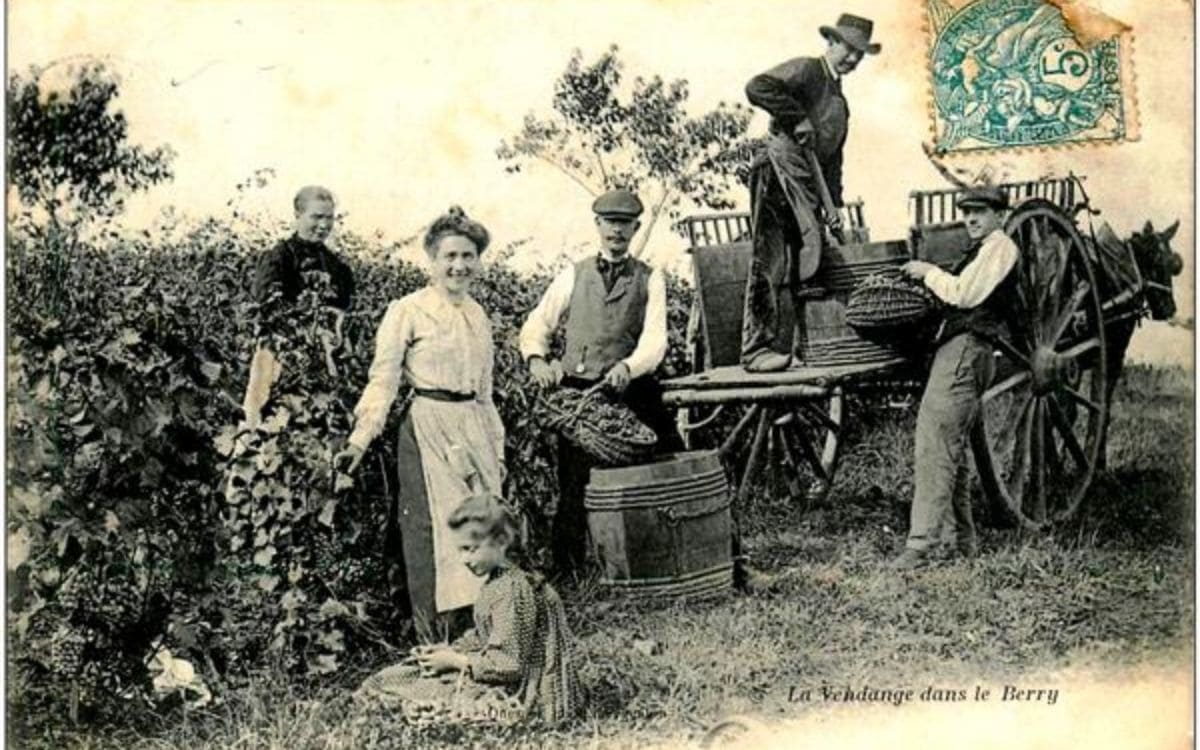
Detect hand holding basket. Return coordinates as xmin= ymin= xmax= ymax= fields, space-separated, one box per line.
xmin=846 ymin=270 xmax=945 ymax=343
xmin=538 ymin=384 xmax=657 ymax=467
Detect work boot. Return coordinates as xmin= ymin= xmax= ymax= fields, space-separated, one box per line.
xmin=889 ymin=548 xmax=932 ymax=572
xmin=744 ymin=350 xmax=792 ymax=373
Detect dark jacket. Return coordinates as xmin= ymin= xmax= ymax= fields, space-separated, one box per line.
xmin=253 ymin=234 xmax=355 ymax=312
xmin=746 ymin=56 xmax=849 ymax=205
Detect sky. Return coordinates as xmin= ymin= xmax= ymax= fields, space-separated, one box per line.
xmin=8 ymin=0 xmax=1196 ymax=342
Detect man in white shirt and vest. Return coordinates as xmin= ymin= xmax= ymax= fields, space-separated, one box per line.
xmin=520 ymin=188 xmax=684 ymax=575
xmin=893 ymin=185 xmax=1019 ymax=570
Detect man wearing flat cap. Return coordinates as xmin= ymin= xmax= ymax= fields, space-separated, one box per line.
xmin=893 ymin=185 xmax=1019 ymax=569
xmin=741 ymin=13 xmax=881 ymax=372
xmin=520 ymin=188 xmax=683 ymax=575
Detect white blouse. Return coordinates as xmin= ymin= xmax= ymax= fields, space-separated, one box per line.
xmin=349 ymin=286 xmax=503 ymax=451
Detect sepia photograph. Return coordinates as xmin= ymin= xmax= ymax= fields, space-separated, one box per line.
xmin=5 ymin=1 xmax=1194 ymax=748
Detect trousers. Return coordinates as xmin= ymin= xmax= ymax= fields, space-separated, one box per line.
xmin=741 ymin=132 xmax=827 ymax=363
xmin=552 ymin=375 xmax=684 ymax=575
xmin=906 ymin=333 xmax=994 ymax=554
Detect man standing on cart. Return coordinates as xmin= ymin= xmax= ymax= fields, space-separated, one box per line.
xmin=520 ymin=189 xmax=684 ymax=577
xmin=741 ymin=13 xmax=880 ymax=372
xmin=894 ymin=186 xmax=1019 ymax=569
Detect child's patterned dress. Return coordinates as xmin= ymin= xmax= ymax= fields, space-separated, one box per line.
xmin=356 ymin=566 xmax=583 ymax=726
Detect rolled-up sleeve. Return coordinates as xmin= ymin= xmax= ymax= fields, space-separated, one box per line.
xmin=518 ymin=265 xmax=575 ymax=363
xmin=924 ymin=231 xmax=1020 ymax=308
xmin=621 ymin=267 xmax=668 ymax=379
xmin=349 ymin=300 xmax=411 ymax=450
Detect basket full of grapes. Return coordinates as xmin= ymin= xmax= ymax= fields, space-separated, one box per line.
xmin=538 ymin=385 xmax=658 ymax=467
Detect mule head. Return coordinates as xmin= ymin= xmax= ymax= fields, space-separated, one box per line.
xmin=1129 ymin=219 xmax=1183 ymax=320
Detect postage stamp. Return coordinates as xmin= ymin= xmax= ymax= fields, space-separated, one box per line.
xmin=927 ymin=0 xmax=1136 ymax=153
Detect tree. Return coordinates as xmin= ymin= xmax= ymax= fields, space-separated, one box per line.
xmin=7 ymin=60 xmax=176 ymax=310
xmin=8 ymin=60 xmax=175 ymax=225
xmin=497 ymin=46 xmax=755 ymax=258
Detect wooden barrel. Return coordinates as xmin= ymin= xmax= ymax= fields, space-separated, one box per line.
xmin=795 ymin=240 xmax=910 ymax=366
xmin=585 ymin=451 xmax=733 ymax=598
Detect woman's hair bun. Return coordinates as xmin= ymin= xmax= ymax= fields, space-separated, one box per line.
xmin=424 ymin=205 xmax=490 ymax=255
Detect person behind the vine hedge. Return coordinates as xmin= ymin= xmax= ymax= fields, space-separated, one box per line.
xmin=335 ymin=206 xmax=506 ymax=638
xmin=243 ymin=185 xmax=355 ymax=428
xmin=355 ymin=493 xmax=583 ymax=726
xmin=518 ymin=188 xmax=684 ymax=577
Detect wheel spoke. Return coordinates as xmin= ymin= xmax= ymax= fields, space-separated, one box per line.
xmin=1005 ymin=392 xmax=1036 ymax=495
xmin=1029 ymin=216 xmax=1043 ymax=250
xmin=1016 ymin=272 xmax=1039 ymax=345
xmin=992 ymin=336 xmax=1032 ymax=368
xmin=1030 ymin=399 xmax=1047 ymax=520
xmin=1046 ymin=395 xmax=1089 ymax=470
xmin=1059 ymin=337 xmax=1102 ymax=360
xmin=1047 ymin=282 xmax=1089 ymax=346
xmin=983 ymin=370 xmax=1031 ymax=403
xmin=1031 ymin=220 xmax=1056 ymax=327
xmin=1053 ymin=237 xmax=1079 ymax=308
xmin=1060 ymin=385 xmax=1102 ymax=415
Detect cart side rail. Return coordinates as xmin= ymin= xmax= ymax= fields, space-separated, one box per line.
xmin=908 ymin=176 xmax=1085 ymax=228
xmin=684 ymin=198 xmax=869 ymax=250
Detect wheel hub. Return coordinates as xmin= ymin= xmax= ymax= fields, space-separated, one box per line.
xmin=1030 ymin=346 xmax=1078 ymax=394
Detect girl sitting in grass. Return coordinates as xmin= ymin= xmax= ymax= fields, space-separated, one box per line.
xmin=356 ymin=493 xmax=583 ymax=726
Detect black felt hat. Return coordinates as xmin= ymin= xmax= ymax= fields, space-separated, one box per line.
xmin=820 ymin=14 xmax=882 ymax=55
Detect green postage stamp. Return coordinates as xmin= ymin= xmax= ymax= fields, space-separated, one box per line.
xmin=927 ymin=0 xmax=1136 ymax=153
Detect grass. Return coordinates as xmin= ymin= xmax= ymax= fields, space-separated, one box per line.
xmin=11 ymin=365 xmax=1194 ymax=749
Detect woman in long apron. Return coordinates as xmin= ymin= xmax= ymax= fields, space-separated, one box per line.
xmin=336 ymin=206 xmax=505 ymax=635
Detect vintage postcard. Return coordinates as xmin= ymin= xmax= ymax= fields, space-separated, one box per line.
xmin=6 ymin=1 xmax=1193 ymax=749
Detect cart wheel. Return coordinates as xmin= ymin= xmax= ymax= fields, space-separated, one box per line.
xmin=720 ymin=389 xmax=845 ymax=510
xmin=971 ymin=200 xmax=1110 ymax=528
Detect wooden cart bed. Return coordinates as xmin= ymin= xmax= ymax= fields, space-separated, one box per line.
xmin=662 ymin=359 xmax=908 ymax=405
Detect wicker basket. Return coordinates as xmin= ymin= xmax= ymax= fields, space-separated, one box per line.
xmin=538 ymin=385 xmax=658 ymax=466
xmin=846 ymin=271 xmax=944 ymax=338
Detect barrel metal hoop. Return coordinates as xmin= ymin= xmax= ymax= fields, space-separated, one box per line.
xmin=585 ymin=484 xmax=729 ymax=511
xmin=600 ymin=562 xmax=735 ymax=593
xmin=585 ymin=479 xmax=728 ymax=503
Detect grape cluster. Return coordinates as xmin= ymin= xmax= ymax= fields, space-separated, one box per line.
xmin=44 ymin=624 xmax=95 ymax=677
xmin=310 ymin=536 xmax=339 ymax=581
xmin=57 ymin=566 xmax=142 ymax=631
xmin=56 ymin=568 xmax=98 ymax=613
xmin=92 ymin=577 xmax=142 ymax=631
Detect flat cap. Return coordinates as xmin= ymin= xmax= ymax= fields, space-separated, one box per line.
xmin=592 ymin=189 xmax=644 ymax=219
xmin=956 ymin=185 xmax=1009 ymax=211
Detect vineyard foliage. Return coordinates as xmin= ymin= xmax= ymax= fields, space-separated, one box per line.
xmin=6 ymin=212 xmax=694 ymax=713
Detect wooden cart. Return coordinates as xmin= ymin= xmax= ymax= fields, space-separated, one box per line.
xmin=663 ymin=175 xmax=1146 ymax=530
